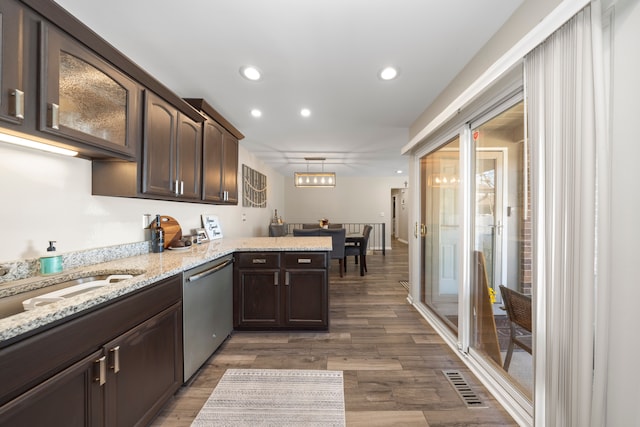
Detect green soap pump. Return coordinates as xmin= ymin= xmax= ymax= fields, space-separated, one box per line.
xmin=40 ymin=241 xmax=63 ymax=275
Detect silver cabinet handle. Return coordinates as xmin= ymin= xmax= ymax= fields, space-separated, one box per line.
xmin=252 ymin=258 xmax=267 ymax=264
xmin=110 ymin=346 xmax=120 ymax=373
xmin=174 ymin=179 xmax=179 ymax=195
xmin=48 ymin=103 xmax=59 ymax=129
xmin=180 ymin=180 xmax=184 ymax=195
xmin=10 ymin=89 xmax=24 ymax=119
xmin=95 ymin=355 xmax=106 ymax=385
xmin=297 ymin=258 xmax=312 ymax=264
xmin=285 ymin=271 xmax=290 ymax=286
xmin=274 ymin=272 xmax=279 ymax=285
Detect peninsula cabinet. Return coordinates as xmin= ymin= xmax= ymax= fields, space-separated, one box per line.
xmin=142 ymin=91 xmax=202 ymax=200
xmin=234 ymin=251 xmax=328 ymax=330
xmin=0 ymin=275 xmax=183 ymax=426
xmin=184 ymin=98 xmax=244 ymax=205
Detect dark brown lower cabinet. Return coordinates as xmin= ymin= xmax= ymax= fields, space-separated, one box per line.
xmin=234 ymin=251 xmax=328 ymax=330
xmin=0 ymin=275 xmax=183 ymax=427
xmin=0 ymin=350 xmax=104 ymax=426
xmin=104 ymin=303 xmax=182 ymax=427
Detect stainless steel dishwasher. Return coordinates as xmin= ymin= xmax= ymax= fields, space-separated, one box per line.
xmin=182 ymin=255 xmax=234 ymax=382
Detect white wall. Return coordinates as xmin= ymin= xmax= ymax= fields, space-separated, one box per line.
xmin=283 ymin=175 xmax=408 ymax=249
xmin=0 ymin=143 xmax=283 ymax=262
xmin=409 ymin=0 xmax=563 ymax=139
xmin=607 ymin=0 xmax=640 ymax=424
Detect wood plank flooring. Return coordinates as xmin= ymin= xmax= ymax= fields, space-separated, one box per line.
xmin=151 ymin=239 xmax=517 ymax=426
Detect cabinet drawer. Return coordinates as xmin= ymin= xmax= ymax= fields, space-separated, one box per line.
xmin=283 ymin=252 xmax=327 ymax=269
xmin=235 ymin=252 xmax=280 ymax=269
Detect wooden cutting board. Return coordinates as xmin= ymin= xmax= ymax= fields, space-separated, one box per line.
xmin=150 ymin=215 xmax=182 ymax=248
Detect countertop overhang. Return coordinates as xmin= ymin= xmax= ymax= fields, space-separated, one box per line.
xmin=0 ymin=236 xmax=331 ymax=344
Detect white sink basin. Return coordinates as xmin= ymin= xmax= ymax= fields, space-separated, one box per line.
xmin=22 ymin=274 xmax=134 ymax=310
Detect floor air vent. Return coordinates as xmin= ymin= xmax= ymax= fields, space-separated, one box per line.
xmin=442 ymin=370 xmax=487 ymax=408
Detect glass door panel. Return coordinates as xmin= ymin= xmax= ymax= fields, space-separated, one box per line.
xmin=420 ymin=137 xmax=460 ymax=333
xmin=470 ymin=101 xmax=533 ymax=398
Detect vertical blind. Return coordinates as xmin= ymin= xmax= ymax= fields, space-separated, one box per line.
xmin=525 ymin=2 xmax=609 ymax=425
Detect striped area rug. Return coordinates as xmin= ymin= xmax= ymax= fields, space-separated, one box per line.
xmin=192 ymin=369 xmax=345 ymax=426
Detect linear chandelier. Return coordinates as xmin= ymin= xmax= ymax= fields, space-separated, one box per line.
xmin=294 ymin=157 xmax=336 ymax=188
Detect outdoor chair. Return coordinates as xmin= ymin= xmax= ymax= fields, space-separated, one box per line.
xmin=499 ymin=285 xmax=533 ymax=371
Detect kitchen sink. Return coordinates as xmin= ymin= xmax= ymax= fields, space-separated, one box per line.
xmin=0 ymin=270 xmax=143 ymax=319
xmin=22 ymin=274 xmax=134 ymax=310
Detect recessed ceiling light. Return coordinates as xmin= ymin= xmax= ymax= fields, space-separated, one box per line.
xmin=396 ymin=170 xmax=403 ymax=174
xmin=379 ymin=66 xmax=398 ymax=81
xmin=251 ymin=109 xmax=262 ymax=118
xmin=300 ymin=108 xmax=311 ymax=117
xmin=240 ymin=66 xmax=262 ymax=81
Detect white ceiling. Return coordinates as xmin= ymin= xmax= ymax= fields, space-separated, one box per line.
xmin=53 ymin=0 xmax=523 ymax=177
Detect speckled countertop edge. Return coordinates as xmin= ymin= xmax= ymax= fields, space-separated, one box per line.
xmin=0 ymin=236 xmax=331 ymax=343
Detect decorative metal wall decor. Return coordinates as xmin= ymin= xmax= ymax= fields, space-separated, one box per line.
xmin=242 ymin=164 xmax=267 ymax=207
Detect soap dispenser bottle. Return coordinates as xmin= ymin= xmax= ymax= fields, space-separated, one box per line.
xmin=40 ymin=241 xmax=63 ymax=275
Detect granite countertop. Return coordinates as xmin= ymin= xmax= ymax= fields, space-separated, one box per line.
xmin=0 ymin=236 xmax=331 ymax=344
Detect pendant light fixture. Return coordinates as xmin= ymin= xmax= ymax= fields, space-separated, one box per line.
xmin=294 ymin=157 xmax=336 ymax=188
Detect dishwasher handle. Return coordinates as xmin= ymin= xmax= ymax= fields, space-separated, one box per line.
xmin=187 ymin=258 xmax=233 ymax=282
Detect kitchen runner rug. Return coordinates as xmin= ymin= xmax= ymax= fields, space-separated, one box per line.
xmin=191 ymin=368 xmax=345 ymax=426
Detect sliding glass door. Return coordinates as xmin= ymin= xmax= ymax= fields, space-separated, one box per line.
xmin=416 ymin=98 xmax=533 ymax=407
xmin=419 ymin=137 xmax=460 ymax=333
xmin=470 ymin=101 xmax=533 ymax=397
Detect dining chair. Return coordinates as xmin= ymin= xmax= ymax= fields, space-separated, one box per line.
xmin=318 ymin=228 xmax=346 ymax=277
xmin=293 ymin=228 xmax=346 ymax=277
xmin=344 ymin=225 xmax=372 ymax=276
xmin=498 ymin=285 xmax=532 ymax=371
xmin=292 ymin=228 xmax=320 ymax=236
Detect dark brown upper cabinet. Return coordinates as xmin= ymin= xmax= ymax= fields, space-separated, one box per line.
xmin=142 ymin=91 xmax=202 ymax=200
xmin=185 ymin=98 xmax=243 ymax=205
xmin=0 ymin=0 xmax=27 ymax=125
xmin=39 ymin=23 xmax=140 ymax=159
xmin=202 ymin=120 xmax=239 ymax=204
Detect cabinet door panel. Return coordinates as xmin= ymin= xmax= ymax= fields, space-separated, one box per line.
xmin=235 ymin=269 xmax=281 ymax=327
xmin=176 ymin=112 xmax=201 ymax=199
xmin=40 ymin=24 xmax=139 ymax=158
xmin=285 ymin=269 xmax=328 ymax=327
xmin=0 ymin=350 xmax=104 ymax=427
xmin=143 ymin=91 xmax=176 ymax=197
xmin=104 ymin=303 xmax=182 ymax=427
xmin=202 ymin=120 xmax=223 ymax=202
xmin=0 ymin=0 xmax=25 ymax=125
xmin=222 ymin=133 xmax=238 ymax=203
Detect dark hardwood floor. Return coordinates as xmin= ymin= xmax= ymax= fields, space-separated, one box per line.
xmin=151 ymin=239 xmax=517 ymax=426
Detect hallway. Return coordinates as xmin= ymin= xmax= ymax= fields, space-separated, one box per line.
xmin=153 ymin=240 xmax=516 ymax=426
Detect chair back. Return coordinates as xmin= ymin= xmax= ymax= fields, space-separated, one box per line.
xmin=499 ymin=285 xmax=532 ymax=332
xmin=318 ymin=228 xmax=346 ymax=259
xmin=361 ymin=225 xmax=373 ymax=250
xmin=327 ymin=223 xmax=343 ymax=229
xmin=292 ymin=228 xmax=321 ymax=236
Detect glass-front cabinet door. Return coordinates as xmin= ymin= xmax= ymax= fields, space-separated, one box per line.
xmin=39 ymin=23 xmax=140 ymax=159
